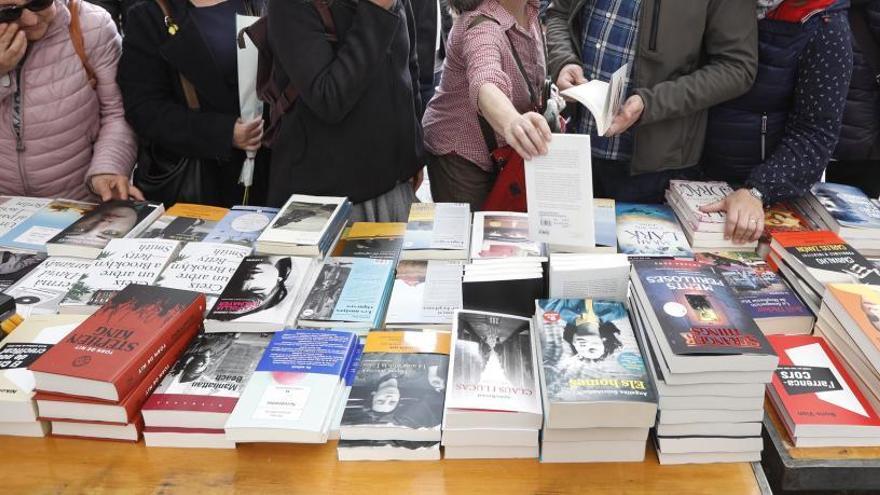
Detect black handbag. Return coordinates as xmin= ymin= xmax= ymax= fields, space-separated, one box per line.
xmin=133 ymin=0 xmax=221 ymax=206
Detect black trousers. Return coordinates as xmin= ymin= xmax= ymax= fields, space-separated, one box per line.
xmin=592 ymin=158 xmax=703 ymax=203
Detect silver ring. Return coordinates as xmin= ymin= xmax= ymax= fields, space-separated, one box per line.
xmin=749 ymin=218 xmax=758 ymax=224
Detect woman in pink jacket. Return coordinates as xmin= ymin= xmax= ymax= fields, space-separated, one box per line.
xmin=0 ymin=0 xmax=138 ymax=201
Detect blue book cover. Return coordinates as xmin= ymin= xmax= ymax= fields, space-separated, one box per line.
xmin=298 ymin=258 xmax=395 ymax=324
xmin=695 ymin=252 xmax=813 ymax=322
xmin=594 ymin=199 xmax=617 ymax=249
xmin=812 ymin=182 xmax=880 ymax=229
xmin=632 ymin=259 xmax=773 ymax=356
xmin=0 ymin=200 xmax=94 ymax=252
xmin=204 ymin=206 xmax=279 ymax=246
xmin=615 ymin=203 xmax=692 ymax=258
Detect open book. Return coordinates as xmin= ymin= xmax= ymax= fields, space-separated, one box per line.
xmin=560 ymin=64 xmax=629 ymax=136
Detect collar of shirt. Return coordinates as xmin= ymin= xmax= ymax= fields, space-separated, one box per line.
xmin=473 ymin=0 xmax=541 ymax=34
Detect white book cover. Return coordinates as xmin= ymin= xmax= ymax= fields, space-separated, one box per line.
xmin=6 ymin=257 xmax=93 ymax=317
xmin=548 ymin=253 xmax=630 ymax=302
xmin=560 ymin=64 xmax=629 ymax=136
xmin=258 ymin=195 xmax=347 ymax=246
xmin=156 ymin=242 xmax=252 ymax=298
xmin=59 ymin=238 xmax=181 ymax=309
xmin=668 ymin=180 xmax=733 ymax=230
xmin=0 ymin=199 xmax=95 ymax=252
xmin=385 ymin=260 xmax=463 ymax=325
xmin=0 ymin=197 xmax=52 ymax=238
xmin=525 ymin=134 xmax=594 ymax=247
xmin=402 ymin=203 xmax=471 ymax=252
xmin=470 ymin=212 xmax=546 ymax=260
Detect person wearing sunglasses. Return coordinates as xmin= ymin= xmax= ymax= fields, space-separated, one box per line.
xmin=0 ymin=0 xmax=139 ymax=201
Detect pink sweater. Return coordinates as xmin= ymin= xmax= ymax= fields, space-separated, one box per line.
xmin=0 ymin=1 xmax=136 ymax=201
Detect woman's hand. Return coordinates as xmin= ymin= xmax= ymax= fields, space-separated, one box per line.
xmin=90 ymin=174 xmax=145 ymax=202
xmin=699 ymin=188 xmax=764 ymax=244
xmin=0 ymin=24 xmax=26 ymax=76
xmin=502 ymin=111 xmax=552 ymax=161
xmin=233 ymin=118 xmax=263 ymax=151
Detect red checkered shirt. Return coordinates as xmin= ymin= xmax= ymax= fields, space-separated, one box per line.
xmin=422 ymin=0 xmax=545 ymax=171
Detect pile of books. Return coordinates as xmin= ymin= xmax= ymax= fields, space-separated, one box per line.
xmin=441 ymin=310 xmax=542 ymax=459
xmin=534 ymin=299 xmax=656 ymax=462
xmin=28 ymin=285 xmax=205 ymax=441
xmin=338 ymin=329 xmax=450 ymax=461
xmin=800 ymin=183 xmax=880 ymax=256
xmin=666 ymin=180 xmax=758 ymax=252
xmin=630 ymin=260 xmax=778 ymax=464
xmin=548 ymin=253 xmax=629 ymax=302
xmin=256 ymin=195 xmax=351 ymax=258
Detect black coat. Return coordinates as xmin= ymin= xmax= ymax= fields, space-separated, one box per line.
xmin=265 ymin=0 xmax=424 ymax=206
xmin=118 ymin=0 xmax=269 ymax=207
xmin=836 ymin=0 xmax=880 ymax=160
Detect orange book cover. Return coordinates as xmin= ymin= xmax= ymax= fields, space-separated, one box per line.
xmin=826 ymin=284 xmax=880 ymax=352
xmin=770 ymin=230 xmax=845 ymax=249
xmin=165 ymin=203 xmax=229 ymax=222
xmin=363 ymin=330 xmax=451 ymax=355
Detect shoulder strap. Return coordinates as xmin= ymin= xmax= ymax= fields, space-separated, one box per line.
xmin=154 ymin=0 xmax=201 ymax=110
xmin=314 ymin=0 xmax=337 ymax=42
xmin=850 ymin=8 xmax=880 ymax=85
xmin=68 ymin=0 xmax=97 ymax=90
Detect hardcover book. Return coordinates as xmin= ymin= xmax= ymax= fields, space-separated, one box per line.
xmin=0 ymin=251 xmax=45 ymax=291
xmin=0 ymin=199 xmax=95 ymax=252
xmin=385 ymin=260 xmax=463 ymax=328
xmin=59 ymin=238 xmax=182 ymax=314
xmin=401 ymin=202 xmax=470 ymax=259
xmin=0 ymin=197 xmax=52 ymax=238
xmin=142 ymin=332 xmax=272 ymax=428
xmin=225 ymin=329 xmax=358 ymax=443
xmin=155 ymin=242 xmax=252 ymax=309
xmin=46 ymin=200 xmax=165 ymax=259
xmin=340 ymin=330 xmax=451 ymax=441
xmin=534 ymin=299 xmax=657 ymax=428
xmin=0 ymin=314 xmax=88 ymax=422
xmin=667 ymin=180 xmax=734 ymax=232
xmin=615 ymin=203 xmax=692 ymax=258
xmin=767 ymin=334 xmax=880 ymax=443
xmin=204 ymin=205 xmax=278 ymax=246
xmin=138 ymin=203 xmax=229 ymax=242
xmin=470 ymin=212 xmax=546 ymax=259
xmin=30 ymin=284 xmax=206 ymax=401
xmin=205 ymin=255 xmax=316 ymax=333
xmin=297 ymin=257 xmax=395 ymax=329
xmin=5 ymin=257 xmax=92 ymax=317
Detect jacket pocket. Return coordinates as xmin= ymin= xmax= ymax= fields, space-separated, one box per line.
xmin=649 ymin=0 xmax=662 ymax=51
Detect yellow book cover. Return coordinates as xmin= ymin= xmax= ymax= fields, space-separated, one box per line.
xmin=363 ymin=330 xmax=451 ymax=355
xmin=407 ymin=203 xmax=435 ymax=223
xmin=347 ymin=222 xmax=406 ymax=239
xmin=165 ymin=203 xmax=229 ymax=222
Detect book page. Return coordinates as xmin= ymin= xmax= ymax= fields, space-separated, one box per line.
xmin=560 ymin=80 xmax=609 ymax=132
xmin=604 ymin=64 xmax=630 ymax=135
xmin=525 ymin=134 xmax=594 ymax=247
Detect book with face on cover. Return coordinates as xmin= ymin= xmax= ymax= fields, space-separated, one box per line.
xmin=5 ymin=257 xmax=93 ymax=317
xmin=46 ymin=200 xmax=165 ymax=259
xmin=155 ymin=242 xmax=253 ymax=311
xmin=58 ymin=238 xmax=183 ymax=314
xmin=615 ymin=203 xmax=692 ymax=259
xmin=204 ymin=205 xmax=279 ymax=247
xmin=0 ymin=197 xmax=52 ymax=238
xmin=0 ymin=199 xmax=96 ymax=252
xmin=401 ymin=203 xmax=471 ymax=260
xmin=138 ymin=203 xmax=229 ymax=242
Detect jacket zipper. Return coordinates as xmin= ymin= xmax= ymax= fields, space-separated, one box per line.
xmin=12 ymin=66 xmax=28 ymax=195
xmin=761 ymin=113 xmax=767 ymax=161
xmin=649 ymin=0 xmax=661 ymax=51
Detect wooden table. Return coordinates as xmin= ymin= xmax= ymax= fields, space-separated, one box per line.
xmin=0 ymin=436 xmax=761 ymax=494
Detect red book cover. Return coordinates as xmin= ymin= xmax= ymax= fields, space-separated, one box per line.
xmin=50 ymin=415 xmax=144 ymax=442
xmin=768 ymin=335 xmax=880 ymax=435
xmin=763 ymin=202 xmax=812 ymax=238
xmin=29 ymin=284 xmax=205 ymax=401
xmin=770 ymin=230 xmax=845 ymax=249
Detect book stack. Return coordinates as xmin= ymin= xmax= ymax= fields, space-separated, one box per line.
xmin=28 ymin=285 xmax=205 ymax=442
xmin=800 ymin=183 xmax=880 ymax=256
xmin=296 ymin=257 xmax=395 ymax=333
xmin=630 ymin=259 xmax=779 ymax=464
xmin=225 ymin=329 xmax=359 ymax=443
xmin=814 ymin=283 xmax=880 ymax=413
xmin=203 ymin=205 xmax=279 ymax=247
xmin=666 ymin=180 xmax=758 ymax=252
xmin=766 ymin=334 xmax=880 ymax=447
xmin=757 ymin=202 xmax=814 ymax=257
xmin=332 ymin=222 xmax=406 ymax=260
xmin=767 ymin=231 xmax=880 ymax=314
xmin=256 ymin=195 xmax=351 ymax=257
xmin=58 ymin=238 xmax=182 ymax=314
xmin=338 ymin=329 xmax=450 ymax=461
xmin=548 ymin=253 xmax=630 ymax=302
xmin=0 ymin=199 xmax=95 ymax=252
xmin=442 ymin=310 xmax=542 ymax=459
xmin=534 ymin=299 xmax=656 ymax=462
xmin=615 ymin=203 xmax=692 ymax=259
xmin=384 ymin=260 xmax=463 ymax=330
xmin=695 ymin=252 xmax=814 ymax=335
xmin=462 ymin=258 xmax=545 ymax=317
xmin=5 ymin=257 xmax=93 ymax=317
xmin=138 ymin=203 xmax=228 ymax=242
xmin=401 ymin=203 xmax=471 ymax=261
xmin=204 ymin=255 xmax=318 ymax=333
xmin=0 ymin=315 xmax=87 ymax=437
xmin=46 ymin=200 xmax=165 ymax=259
xmin=328 ymin=337 xmax=365 ymax=441
xmin=141 ymin=332 xmax=272 ymax=449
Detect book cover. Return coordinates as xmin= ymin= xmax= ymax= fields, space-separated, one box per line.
xmin=811 ymin=182 xmax=880 ymax=230
xmin=48 ymin=200 xmax=162 ymax=251
xmin=825 ymin=284 xmax=880 ymax=360
xmin=335 ymin=222 xmax=406 ymax=260
xmin=143 ymin=332 xmax=272 ymax=418
xmin=156 ymin=242 xmax=252 ymax=300
xmin=30 ymin=284 xmax=206 ymax=400
xmin=259 ymin=195 xmax=347 ymax=246
xmin=203 ymin=206 xmax=278 ymax=246
xmin=471 ymin=212 xmax=545 ymax=259
xmin=535 ymin=299 xmax=655 ymax=405
xmin=771 ymin=231 xmax=880 ymax=285
xmin=594 ymin=198 xmax=617 ymax=249
xmin=298 ymin=258 xmax=394 ymax=324
xmin=445 ymin=311 xmax=541 ymax=415
xmin=206 ymin=255 xmax=314 ymax=325
xmin=139 ymin=203 xmax=228 ymax=242
xmin=403 ymin=203 xmax=470 ymax=251
xmin=385 ymin=260 xmax=462 ymax=326
xmin=763 ymin=202 xmax=812 ymax=239
xmin=615 ymin=203 xmax=692 ymax=258
xmin=5 ymin=257 xmax=92 ymax=317
xmin=0 ymin=197 xmax=52 ymax=237
xmin=0 ymin=199 xmax=95 ymax=252
xmin=694 ymin=252 xmax=812 ymax=322
xmin=632 ymin=259 xmax=773 ymax=356
xmin=0 ymin=251 xmax=45 ymax=291
xmin=341 ymin=330 xmax=450 ymax=433
xmin=60 ymin=238 xmax=181 ymax=309
xmin=768 ymin=335 xmax=880 ymax=431
xmin=668 ymin=180 xmax=733 ymax=229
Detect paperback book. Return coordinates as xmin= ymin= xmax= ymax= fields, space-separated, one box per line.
xmin=385 ymin=260 xmax=463 ymax=329
xmin=256 ymin=195 xmax=351 ymax=257
xmin=615 ymin=203 xmax=692 ymax=258
xmin=666 ymin=180 xmax=734 ymax=233
xmin=0 ymin=199 xmax=95 ymax=252
xmin=46 ymin=200 xmax=165 ymax=259
xmin=770 ymin=231 xmax=880 ymax=294
xmin=155 ymin=242 xmax=252 ymax=309
xmin=139 ymin=203 xmax=228 ymax=242
xmin=401 ymin=202 xmax=470 ymax=260
xmin=810 ymin=182 xmax=880 ymax=234
xmin=333 ymin=222 xmax=405 ymax=260
xmin=470 ymin=212 xmax=546 ymax=259
xmin=204 ymin=205 xmax=278 ymax=246
xmin=297 ymin=257 xmax=395 ymax=329
xmin=0 ymin=197 xmax=52 ymax=238
xmin=5 ymin=257 xmax=93 ymax=317
xmin=0 ymin=251 xmax=45 ymax=291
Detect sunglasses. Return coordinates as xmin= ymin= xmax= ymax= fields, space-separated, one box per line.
xmin=0 ymin=0 xmax=54 ymax=22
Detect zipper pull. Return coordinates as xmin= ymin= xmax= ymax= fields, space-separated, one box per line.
xmin=761 ymin=113 xmax=767 ymax=161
